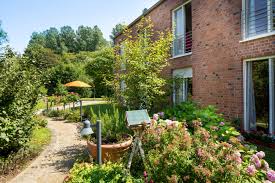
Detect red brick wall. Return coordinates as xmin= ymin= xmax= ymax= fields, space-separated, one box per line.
xmin=115 ymin=0 xmax=275 ymax=124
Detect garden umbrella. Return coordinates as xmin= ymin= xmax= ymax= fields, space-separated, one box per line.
xmin=64 ymin=80 xmax=92 ymax=88
xmin=64 ymin=80 xmax=93 ymax=122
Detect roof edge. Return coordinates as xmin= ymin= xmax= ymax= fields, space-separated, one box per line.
xmin=114 ymin=0 xmax=165 ymax=40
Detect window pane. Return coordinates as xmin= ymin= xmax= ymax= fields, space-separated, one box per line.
xmin=252 ymin=60 xmax=269 ymax=133
xmin=247 ymin=0 xmax=268 ymax=37
xmin=173 ymin=37 xmax=184 ymax=56
xmin=174 ymin=8 xmax=184 ymax=37
xmin=185 ymin=3 xmax=192 ymax=53
xmin=273 ymin=0 xmax=275 ymax=30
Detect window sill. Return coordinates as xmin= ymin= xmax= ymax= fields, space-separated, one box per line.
xmin=240 ymin=32 xmax=275 ymax=43
xmin=171 ymin=52 xmax=192 ymax=59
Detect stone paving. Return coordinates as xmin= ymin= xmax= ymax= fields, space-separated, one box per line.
xmin=9 ymin=118 xmax=86 ymax=183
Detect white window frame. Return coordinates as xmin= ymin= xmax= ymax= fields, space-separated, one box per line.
xmin=243 ymin=55 xmax=275 ymax=136
xmin=172 ymin=0 xmax=192 ymax=58
xmin=242 ymin=0 xmax=275 ymax=41
xmin=172 ymin=67 xmax=192 ymax=105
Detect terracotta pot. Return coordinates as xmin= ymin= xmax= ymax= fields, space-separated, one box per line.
xmin=87 ymin=135 xmax=133 ymax=162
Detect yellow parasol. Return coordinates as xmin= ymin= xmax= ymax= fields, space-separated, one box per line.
xmin=64 ymin=81 xmax=92 ymax=88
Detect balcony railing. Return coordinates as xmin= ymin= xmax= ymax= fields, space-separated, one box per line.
xmin=241 ymin=1 xmax=275 ymax=39
xmin=173 ymin=31 xmax=192 ymax=57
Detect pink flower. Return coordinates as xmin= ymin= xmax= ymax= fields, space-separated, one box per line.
xmin=264 ymin=161 xmax=270 ymax=170
xmin=256 ymin=151 xmax=265 ymax=159
xmin=254 ymin=159 xmax=262 ymax=168
xmin=219 ymin=122 xmax=225 ymax=126
xmin=143 ymin=171 xmax=148 ymax=177
xmin=235 ymin=151 xmax=241 ymax=158
xmin=153 ymin=114 xmax=159 ymax=121
xmin=247 ymin=165 xmax=257 ymax=176
xmin=267 ymin=170 xmax=275 ymax=182
xmin=264 ymin=180 xmax=272 ymax=183
xmin=165 ymin=119 xmax=173 ymax=126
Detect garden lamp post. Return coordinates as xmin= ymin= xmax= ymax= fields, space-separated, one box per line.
xmin=80 ymin=119 xmax=102 ymax=165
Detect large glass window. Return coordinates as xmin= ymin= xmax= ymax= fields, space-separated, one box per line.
xmin=173 ymin=2 xmax=192 ymax=57
xmin=243 ymin=0 xmax=275 ymax=39
xmin=245 ymin=58 xmax=275 ymax=135
xmin=173 ymin=68 xmax=193 ymax=105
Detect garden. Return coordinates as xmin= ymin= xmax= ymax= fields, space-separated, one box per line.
xmin=1 ymin=15 xmax=275 ymax=183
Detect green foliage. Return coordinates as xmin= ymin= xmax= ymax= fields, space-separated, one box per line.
xmin=0 ymin=21 xmax=7 ymax=46
xmin=32 ymin=115 xmax=48 ymax=127
xmin=54 ymin=81 xmax=68 ymax=96
xmin=85 ymin=47 xmax=115 ymax=97
xmin=64 ymin=109 xmax=81 ymax=122
xmin=164 ymin=101 xmax=224 ymax=126
xmin=110 ymin=23 xmax=127 ymax=45
xmin=114 ymin=18 xmax=173 ymax=110
xmin=27 ymin=25 xmax=108 ymax=54
xmin=65 ymin=162 xmax=143 ymax=183
xmin=0 ymin=117 xmax=34 ymax=156
xmin=84 ymin=104 xmax=129 ymax=142
xmin=24 ymin=44 xmax=60 ymax=70
xmin=0 ymin=127 xmax=51 ymax=175
xmin=0 ymin=52 xmax=43 ymax=155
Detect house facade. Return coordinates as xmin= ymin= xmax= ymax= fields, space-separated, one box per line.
xmin=115 ymin=0 xmax=275 ymax=135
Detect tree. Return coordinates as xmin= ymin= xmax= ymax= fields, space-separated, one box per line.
xmin=60 ymin=26 xmax=77 ymax=52
xmin=76 ymin=25 xmax=108 ymax=52
xmin=28 ymin=32 xmax=46 ymax=47
xmin=114 ymin=18 xmax=173 ymax=110
xmin=110 ymin=23 xmax=127 ymax=45
xmin=0 ymin=21 xmax=7 ymax=46
xmin=85 ymin=47 xmax=115 ymax=97
xmin=24 ymin=44 xmax=60 ymax=70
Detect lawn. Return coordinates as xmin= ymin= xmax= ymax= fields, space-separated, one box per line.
xmin=27 ymin=127 xmax=52 ymax=152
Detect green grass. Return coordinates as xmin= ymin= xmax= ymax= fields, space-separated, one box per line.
xmin=27 ymin=127 xmax=51 ymax=152
xmin=83 ymin=103 xmax=126 ymax=117
xmin=257 ymin=145 xmax=275 ymax=170
xmin=81 ymin=98 xmax=106 ymax=101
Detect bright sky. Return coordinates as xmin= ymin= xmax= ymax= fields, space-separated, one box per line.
xmin=0 ymin=0 xmax=159 ymax=53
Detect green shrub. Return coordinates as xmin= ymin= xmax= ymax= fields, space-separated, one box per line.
xmin=164 ymin=101 xmax=224 ymax=127
xmin=0 ymin=117 xmax=34 ymax=156
xmin=65 ymin=162 xmax=143 ymax=183
xmin=0 ymin=127 xmax=51 ymax=175
xmin=84 ymin=104 xmax=130 ymax=141
xmin=64 ymin=109 xmax=81 ymax=122
xmin=44 ymin=109 xmax=64 ymax=118
xmin=33 ymin=115 xmax=48 ymax=127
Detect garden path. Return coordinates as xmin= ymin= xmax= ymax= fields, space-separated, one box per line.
xmin=9 ymin=118 xmax=86 ymax=183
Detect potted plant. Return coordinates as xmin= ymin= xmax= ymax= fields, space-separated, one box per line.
xmin=84 ymin=106 xmax=132 ymax=162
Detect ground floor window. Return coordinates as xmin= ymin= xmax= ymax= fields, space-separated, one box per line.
xmin=244 ymin=57 xmax=275 ymax=135
xmin=172 ymin=67 xmax=192 ymax=105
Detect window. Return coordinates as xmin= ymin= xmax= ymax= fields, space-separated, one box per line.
xmin=173 ymin=68 xmax=193 ymax=105
xmin=172 ymin=1 xmax=192 ymax=57
xmin=244 ymin=57 xmax=275 ymax=135
xmin=242 ymin=0 xmax=275 ymax=39
xmin=120 ymin=80 xmax=126 ymax=92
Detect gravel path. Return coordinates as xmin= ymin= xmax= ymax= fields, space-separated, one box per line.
xmin=9 ymin=118 xmax=86 ymax=183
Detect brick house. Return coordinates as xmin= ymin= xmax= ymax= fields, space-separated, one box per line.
xmin=115 ymin=0 xmax=275 ymax=135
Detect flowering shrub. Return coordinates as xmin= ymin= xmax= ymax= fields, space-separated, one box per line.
xmin=139 ymin=119 xmax=274 ymax=183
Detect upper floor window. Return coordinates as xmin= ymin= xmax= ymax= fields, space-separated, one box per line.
xmin=242 ymin=0 xmax=275 ymax=39
xmin=172 ymin=2 xmax=192 ymax=57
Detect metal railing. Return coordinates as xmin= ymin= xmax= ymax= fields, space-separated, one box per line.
xmin=173 ymin=31 xmax=192 ymax=57
xmin=241 ymin=1 xmax=275 ymax=39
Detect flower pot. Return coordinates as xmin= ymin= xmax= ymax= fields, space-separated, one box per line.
xmin=87 ymin=135 xmax=133 ymax=162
